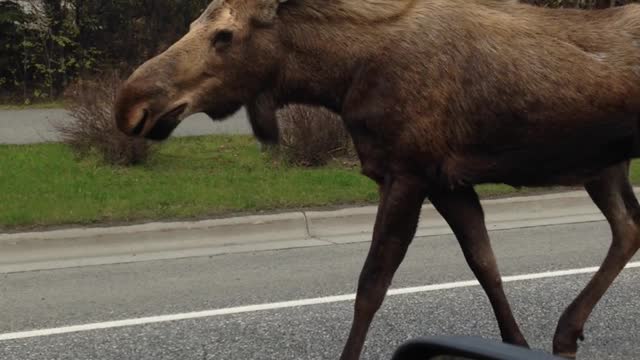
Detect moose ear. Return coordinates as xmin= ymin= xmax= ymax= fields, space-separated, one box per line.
xmin=254 ymin=0 xmax=288 ymax=24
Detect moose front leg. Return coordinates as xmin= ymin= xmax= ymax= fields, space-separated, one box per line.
xmin=429 ymin=186 xmax=529 ymax=347
xmin=339 ymin=174 xmax=427 ymax=360
xmin=246 ymin=92 xmax=280 ymax=146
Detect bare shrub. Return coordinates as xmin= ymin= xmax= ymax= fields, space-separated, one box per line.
xmin=56 ymin=73 xmax=155 ymax=166
xmin=275 ymin=104 xmax=356 ymax=167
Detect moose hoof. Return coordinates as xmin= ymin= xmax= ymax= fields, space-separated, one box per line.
xmin=555 ymin=352 xmax=577 ymax=360
xmin=506 ymin=335 xmax=530 ymax=349
xmin=553 ymin=329 xmax=584 ymax=360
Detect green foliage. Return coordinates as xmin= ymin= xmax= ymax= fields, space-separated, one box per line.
xmin=0 ymin=0 xmax=209 ymax=104
xmin=2 ymin=0 xmax=640 ymax=104
xmin=0 ymin=0 xmax=98 ymax=103
xmin=0 ymin=1 xmax=28 ymax=101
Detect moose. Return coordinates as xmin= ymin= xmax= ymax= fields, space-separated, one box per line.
xmin=114 ymin=0 xmax=640 ymax=358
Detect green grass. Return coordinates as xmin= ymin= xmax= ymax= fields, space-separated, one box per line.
xmin=3 ymin=135 xmax=640 ymax=230
xmin=0 ymin=136 xmax=380 ymax=230
xmin=0 ymin=101 xmax=65 ymax=110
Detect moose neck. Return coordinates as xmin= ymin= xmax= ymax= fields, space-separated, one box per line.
xmin=273 ymin=1 xmax=414 ymax=112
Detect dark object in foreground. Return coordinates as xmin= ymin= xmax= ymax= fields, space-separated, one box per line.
xmin=391 ymin=337 xmax=564 ymax=360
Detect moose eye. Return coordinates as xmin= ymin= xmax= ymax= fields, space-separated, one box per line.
xmin=212 ymin=30 xmax=233 ymax=51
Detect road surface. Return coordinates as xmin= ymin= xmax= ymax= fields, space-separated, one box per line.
xmin=0 ymin=109 xmax=253 ymax=144
xmin=1 ymin=220 xmax=639 ymax=359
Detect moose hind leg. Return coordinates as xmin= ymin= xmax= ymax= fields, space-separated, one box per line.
xmin=553 ymin=162 xmax=640 ymax=358
xmin=429 ymin=186 xmax=528 ymax=347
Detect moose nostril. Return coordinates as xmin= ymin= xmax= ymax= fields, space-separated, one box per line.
xmin=131 ymin=109 xmax=149 ymax=136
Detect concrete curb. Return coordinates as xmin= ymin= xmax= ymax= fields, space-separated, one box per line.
xmin=306 ymin=189 xmax=614 ymax=244
xmin=1 ymin=188 xmax=636 ymax=273
xmin=0 ymin=212 xmax=309 ymax=243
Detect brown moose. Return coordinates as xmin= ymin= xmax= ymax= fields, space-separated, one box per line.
xmin=114 ymin=0 xmax=640 ymax=358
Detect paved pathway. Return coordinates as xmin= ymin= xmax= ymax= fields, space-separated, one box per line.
xmin=0 ymin=109 xmax=253 ymax=144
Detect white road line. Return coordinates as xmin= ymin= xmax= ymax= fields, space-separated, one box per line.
xmin=2 ymin=261 xmax=640 ymax=342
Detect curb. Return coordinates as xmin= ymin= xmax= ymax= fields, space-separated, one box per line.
xmin=0 ymin=212 xmax=310 ymax=243
xmin=1 ymin=188 xmax=635 ymax=273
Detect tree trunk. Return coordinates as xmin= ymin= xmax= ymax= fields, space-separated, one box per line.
xmin=594 ymin=0 xmax=615 ymax=8
xmin=43 ymin=0 xmax=65 ymax=97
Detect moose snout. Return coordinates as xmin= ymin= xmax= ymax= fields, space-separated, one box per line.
xmin=114 ymin=82 xmax=189 ymax=141
xmin=114 ymin=78 xmax=170 ymax=138
xmin=114 ymin=36 xmax=198 ymax=140
xmin=118 ymin=106 xmax=150 ymax=137
xmin=130 ymin=108 xmax=150 ymax=136
xmin=114 ymin=80 xmax=154 ymax=137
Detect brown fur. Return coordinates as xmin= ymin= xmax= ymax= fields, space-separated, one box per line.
xmin=269 ymin=0 xmax=640 ymax=188
xmin=114 ymin=1 xmax=640 ymax=358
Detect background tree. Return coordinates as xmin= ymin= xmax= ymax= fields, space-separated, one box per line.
xmin=0 ymin=0 xmax=635 ymax=104
xmin=0 ymin=0 xmax=208 ymax=103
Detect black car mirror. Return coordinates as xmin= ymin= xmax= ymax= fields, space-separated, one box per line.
xmin=391 ymin=336 xmax=565 ymax=360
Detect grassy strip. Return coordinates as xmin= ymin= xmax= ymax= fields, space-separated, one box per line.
xmin=0 ymin=136 xmax=378 ymax=230
xmin=2 ymin=135 xmax=640 ymax=230
xmin=0 ymin=101 xmax=65 ymax=110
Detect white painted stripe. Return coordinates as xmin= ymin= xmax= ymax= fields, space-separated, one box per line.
xmin=2 ymin=261 xmax=640 ymax=342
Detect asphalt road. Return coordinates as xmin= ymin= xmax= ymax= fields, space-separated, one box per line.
xmin=0 ymin=109 xmax=253 ymax=144
xmin=1 ymin=221 xmax=639 ymax=359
